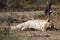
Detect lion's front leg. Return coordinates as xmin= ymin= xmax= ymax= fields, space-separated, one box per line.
xmin=41 ymin=26 xmax=46 ymax=32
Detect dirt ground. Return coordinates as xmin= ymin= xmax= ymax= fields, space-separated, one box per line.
xmin=7 ymin=30 xmax=60 ymax=40
xmin=0 ymin=9 xmax=60 ymax=40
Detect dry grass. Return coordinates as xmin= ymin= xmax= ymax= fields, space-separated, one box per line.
xmin=0 ymin=8 xmax=60 ymax=40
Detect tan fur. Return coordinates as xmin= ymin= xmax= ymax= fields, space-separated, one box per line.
xmin=10 ymin=19 xmax=52 ymax=31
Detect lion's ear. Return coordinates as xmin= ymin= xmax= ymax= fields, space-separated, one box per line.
xmin=46 ymin=18 xmax=50 ymax=22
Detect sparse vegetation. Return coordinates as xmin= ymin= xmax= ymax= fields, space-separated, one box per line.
xmin=0 ymin=0 xmax=60 ymax=40
xmin=0 ymin=0 xmax=60 ymax=11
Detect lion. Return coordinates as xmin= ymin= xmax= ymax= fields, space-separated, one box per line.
xmin=10 ymin=19 xmax=53 ymax=31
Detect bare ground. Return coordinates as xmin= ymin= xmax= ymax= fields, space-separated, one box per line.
xmin=8 ymin=30 xmax=60 ymax=40
xmin=0 ymin=9 xmax=60 ymax=40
